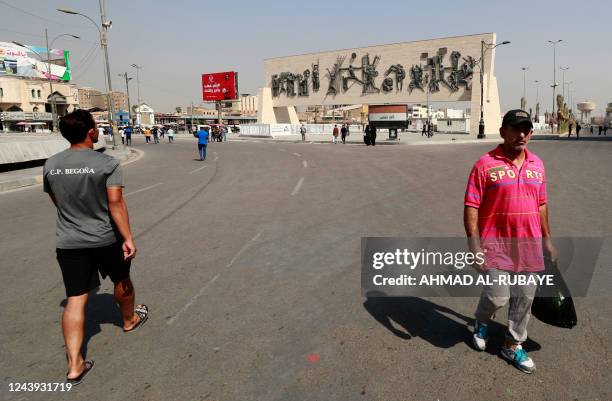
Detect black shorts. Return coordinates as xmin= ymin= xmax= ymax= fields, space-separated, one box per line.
xmin=56 ymin=242 xmax=131 ymax=297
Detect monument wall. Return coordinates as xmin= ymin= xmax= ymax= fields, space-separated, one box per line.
xmin=259 ymin=33 xmax=502 ymax=136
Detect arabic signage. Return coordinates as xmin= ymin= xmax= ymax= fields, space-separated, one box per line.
xmin=0 ymin=42 xmax=71 ymax=81
xmin=202 ymin=71 xmax=238 ymax=101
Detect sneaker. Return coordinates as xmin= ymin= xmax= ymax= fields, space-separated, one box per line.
xmin=472 ymin=320 xmax=488 ymax=351
xmin=501 ymin=344 xmax=536 ymax=374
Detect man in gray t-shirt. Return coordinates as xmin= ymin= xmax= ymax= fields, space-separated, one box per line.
xmin=44 ymin=110 xmax=148 ymax=385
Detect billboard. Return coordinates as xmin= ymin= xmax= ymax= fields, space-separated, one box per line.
xmin=368 ymin=104 xmax=409 ymax=129
xmin=202 ymin=71 xmax=238 ymax=101
xmin=0 ymin=41 xmax=71 ymax=81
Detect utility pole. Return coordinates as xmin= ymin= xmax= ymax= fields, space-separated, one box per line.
xmin=191 ymin=101 xmax=194 ymax=133
xmin=97 ymin=0 xmax=120 ymax=147
xmin=44 ymin=29 xmax=58 ymax=132
xmin=118 ymin=72 xmax=132 ymax=125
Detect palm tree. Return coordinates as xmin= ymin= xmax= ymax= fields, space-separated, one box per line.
xmin=176 ymin=106 xmax=182 ymax=114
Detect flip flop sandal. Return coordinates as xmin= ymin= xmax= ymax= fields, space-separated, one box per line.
xmin=66 ymin=360 xmax=94 ymax=386
xmin=124 ymin=304 xmax=149 ymax=333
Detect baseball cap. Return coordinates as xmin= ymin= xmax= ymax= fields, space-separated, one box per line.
xmin=502 ymin=109 xmax=533 ymax=129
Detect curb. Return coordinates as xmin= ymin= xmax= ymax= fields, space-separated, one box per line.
xmin=0 ymin=148 xmax=142 ymax=194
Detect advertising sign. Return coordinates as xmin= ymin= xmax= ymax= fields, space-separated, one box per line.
xmin=0 ymin=42 xmax=71 ymax=81
xmin=202 ymin=71 xmax=238 ymax=101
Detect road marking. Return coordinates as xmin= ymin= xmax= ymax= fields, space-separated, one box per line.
xmin=226 ymin=230 xmax=263 ymax=268
xmin=302 ymin=160 xmax=308 ymax=168
xmin=166 ymin=273 xmax=220 ymax=325
xmin=213 ymin=151 xmax=219 ymax=161
xmin=188 ymin=165 xmax=208 ymax=174
xmin=279 ymin=148 xmax=287 ymax=152
xmin=292 ymin=152 xmax=302 ymax=157
xmin=124 ymin=182 xmax=163 ymax=197
xmin=291 ymin=177 xmax=304 ymax=196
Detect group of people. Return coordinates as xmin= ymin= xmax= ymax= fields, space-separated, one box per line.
xmin=421 ymin=121 xmax=434 ymax=138
xmin=567 ymin=122 xmax=608 ymax=139
xmin=331 ymin=124 xmax=351 ymax=144
xmin=141 ymin=126 xmax=175 ymax=144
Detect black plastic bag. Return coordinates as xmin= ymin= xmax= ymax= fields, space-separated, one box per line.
xmin=531 ymin=259 xmax=577 ymax=329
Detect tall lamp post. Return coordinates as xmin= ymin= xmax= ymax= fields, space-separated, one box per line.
xmin=565 ymin=81 xmax=573 ymax=112
xmin=118 ymin=72 xmax=132 ymax=126
xmin=560 ymin=66 xmax=569 ymax=99
xmin=131 ymin=64 xmax=143 ymax=125
xmin=478 ymin=40 xmax=510 ymax=139
xmin=547 ymin=39 xmax=562 ymax=133
xmin=521 ymin=66 xmax=529 ymax=108
xmin=13 ymin=31 xmax=79 ymax=132
xmin=58 ymin=2 xmax=119 ymax=147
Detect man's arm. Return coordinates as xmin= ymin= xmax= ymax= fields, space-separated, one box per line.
xmin=539 ymin=204 xmax=558 ymax=263
xmin=464 ymin=206 xmax=484 ymax=271
xmin=107 ymin=186 xmax=136 ymax=260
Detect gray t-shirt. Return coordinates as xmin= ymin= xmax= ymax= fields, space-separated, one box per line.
xmin=43 ymin=148 xmax=124 ymax=249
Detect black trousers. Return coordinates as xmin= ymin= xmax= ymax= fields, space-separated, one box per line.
xmin=371 ymin=135 xmax=376 ymax=146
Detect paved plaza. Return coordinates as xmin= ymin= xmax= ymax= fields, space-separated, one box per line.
xmin=1 ymin=138 xmax=610 ymax=401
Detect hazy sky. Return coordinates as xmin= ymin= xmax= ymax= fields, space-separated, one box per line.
xmin=2 ymin=0 xmax=611 ymax=115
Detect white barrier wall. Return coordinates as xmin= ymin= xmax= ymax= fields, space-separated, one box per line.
xmin=240 ymin=124 xmax=363 ymax=137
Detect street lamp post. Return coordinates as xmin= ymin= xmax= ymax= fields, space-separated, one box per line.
xmin=478 ymin=40 xmax=510 ymax=139
xmin=13 ymin=31 xmax=79 ymax=133
xmin=118 ymin=72 xmax=132 ymax=126
xmin=560 ymin=66 xmax=569 ymax=100
xmin=58 ymin=2 xmax=120 ymax=147
xmin=131 ymin=64 xmax=143 ymax=126
xmin=548 ymin=40 xmax=562 ymax=133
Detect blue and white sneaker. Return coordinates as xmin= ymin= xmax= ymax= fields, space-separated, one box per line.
xmin=472 ymin=320 xmax=488 ymax=351
xmin=501 ymin=344 xmax=536 ymax=374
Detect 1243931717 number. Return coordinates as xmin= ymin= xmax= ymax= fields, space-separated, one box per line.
xmin=8 ymin=382 xmax=73 ymax=392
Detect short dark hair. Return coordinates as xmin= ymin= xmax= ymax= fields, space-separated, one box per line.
xmin=59 ymin=109 xmax=95 ymax=144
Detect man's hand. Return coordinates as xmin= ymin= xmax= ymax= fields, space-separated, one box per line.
xmin=122 ymin=238 xmax=137 ymax=261
xmin=543 ymin=238 xmax=558 ymax=264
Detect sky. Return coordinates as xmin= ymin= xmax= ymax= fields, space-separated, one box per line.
xmin=1 ymin=0 xmax=611 ymax=116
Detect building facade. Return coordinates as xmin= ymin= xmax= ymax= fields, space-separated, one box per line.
xmin=77 ymin=87 xmax=105 ymax=110
xmin=0 ymin=76 xmax=78 ymax=131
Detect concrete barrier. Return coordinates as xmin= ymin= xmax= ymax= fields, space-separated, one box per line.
xmin=0 ymin=133 xmax=106 ymax=165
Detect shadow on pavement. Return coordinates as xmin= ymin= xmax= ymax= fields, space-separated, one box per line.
xmin=60 ymin=288 xmax=123 ymax=358
xmin=363 ymin=296 xmax=541 ymax=355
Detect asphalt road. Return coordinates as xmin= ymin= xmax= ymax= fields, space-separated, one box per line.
xmin=1 ymin=136 xmax=611 ymax=401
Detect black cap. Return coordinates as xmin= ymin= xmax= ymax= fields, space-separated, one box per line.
xmin=502 ymin=109 xmax=533 ymax=129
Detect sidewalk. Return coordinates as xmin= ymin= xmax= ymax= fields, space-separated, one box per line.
xmin=0 ymin=147 xmax=141 ymax=193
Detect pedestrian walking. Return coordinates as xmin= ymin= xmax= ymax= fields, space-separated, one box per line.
xmin=119 ymin=127 xmax=125 ymax=145
xmin=332 ymin=124 xmax=339 ymax=144
xmin=194 ymin=126 xmax=209 ymax=161
xmin=604 ymin=125 xmax=608 ymax=136
xmin=152 ymin=127 xmax=159 ymax=144
xmin=575 ymin=122 xmax=581 ymax=139
xmin=143 ymin=127 xmax=152 ymax=144
xmin=159 ymin=126 xmax=165 ymax=139
xmin=167 ymin=127 xmax=174 ymax=143
xmin=567 ymin=122 xmax=573 ymax=138
xmin=464 ymin=109 xmax=556 ymax=375
xmin=422 ymin=122 xmax=427 ymax=137
xmin=364 ymin=124 xmax=371 ymax=146
xmin=300 ymin=123 xmax=307 ymax=142
xmin=590 ymin=125 xmax=594 ymax=135
xmin=598 ymin=125 xmax=603 ymax=136
xmin=43 ymin=110 xmax=148 ymax=385
xmin=341 ymin=124 xmax=348 ymax=144
xmin=370 ymin=123 xmax=377 ymax=146
xmin=124 ymin=126 xmax=132 ymax=146
xmin=427 ymin=121 xmax=433 ymax=138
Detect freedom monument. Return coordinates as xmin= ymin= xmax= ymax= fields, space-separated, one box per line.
xmin=257 ymin=33 xmax=502 ymax=136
